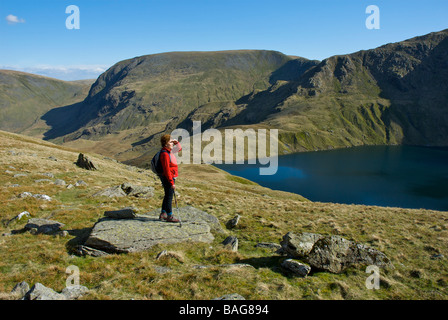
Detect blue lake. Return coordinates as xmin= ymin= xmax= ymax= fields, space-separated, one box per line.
xmin=214 ymin=145 xmax=448 ymax=211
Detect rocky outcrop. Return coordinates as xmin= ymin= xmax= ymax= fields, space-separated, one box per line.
xmin=104 ymin=207 xmax=137 ymax=219
xmin=75 ymin=153 xmax=97 ymax=170
xmin=80 ymin=206 xmax=223 ymax=255
xmin=12 ymin=282 xmax=89 ymax=300
xmin=222 ymin=236 xmax=238 ymax=252
xmin=306 ymin=236 xmax=393 ymax=274
xmin=226 ymin=214 xmax=240 ymax=229
xmin=280 ymin=232 xmax=393 ymax=274
xmin=280 ymin=232 xmax=324 ymax=258
xmin=25 ymin=283 xmax=67 ymax=300
xmin=281 ymin=259 xmax=311 ymax=277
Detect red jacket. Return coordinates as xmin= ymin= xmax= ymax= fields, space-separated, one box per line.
xmin=160 ymin=143 xmax=181 ymax=186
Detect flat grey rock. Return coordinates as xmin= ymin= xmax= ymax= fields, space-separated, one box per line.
xmin=83 ymin=206 xmax=222 ymax=255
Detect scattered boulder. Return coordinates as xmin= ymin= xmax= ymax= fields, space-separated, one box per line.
xmin=156 ymin=250 xmax=185 ymax=263
xmin=104 ymin=207 xmax=138 ymax=219
xmin=281 ymin=232 xmax=393 ymax=274
xmin=75 ymin=180 xmax=87 ymax=187
xmin=222 ymin=236 xmax=238 ymax=252
xmin=33 ymin=194 xmax=52 ymax=201
xmin=24 ymin=218 xmax=65 ymax=235
xmin=75 ymin=245 xmax=109 ymax=257
xmin=306 ymin=235 xmax=393 ymax=274
xmin=18 ymin=192 xmax=52 ymax=201
xmin=280 ymin=232 xmax=324 ymax=258
xmin=13 ymin=282 xmax=89 ymax=300
xmin=54 ymin=179 xmax=66 ymax=186
xmin=226 ymin=214 xmax=240 ymax=229
xmin=81 ymin=207 xmax=221 ymax=255
xmin=92 ymin=185 xmax=127 ymax=198
xmin=61 ymin=285 xmax=89 ymax=300
xmin=11 ymin=281 xmax=30 ymax=298
xmin=24 ymin=283 xmax=66 ymax=300
xmin=76 ymin=153 xmax=97 ymax=170
xmin=281 ymin=259 xmax=311 ymax=277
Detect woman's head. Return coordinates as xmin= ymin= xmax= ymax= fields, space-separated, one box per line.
xmin=161 ymin=134 xmax=172 ymax=148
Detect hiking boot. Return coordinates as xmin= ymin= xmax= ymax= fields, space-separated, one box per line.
xmin=159 ymin=212 xmax=168 ymax=221
xmin=166 ymin=215 xmax=180 ymax=223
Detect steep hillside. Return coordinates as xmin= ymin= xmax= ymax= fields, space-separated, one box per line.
xmin=0 ymin=70 xmax=91 ymax=136
xmin=241 ymin=29 xmax=448 ymax=153
xmin=36 ymin=51 xmax=318 ymax=160
xmin=41 ymin=51 xmax=306 ymax=140
xmin=0 ymin=130 xmax=447 ymax=300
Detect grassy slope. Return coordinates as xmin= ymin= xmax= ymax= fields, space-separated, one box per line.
xmin=0 ymin=130 xmax=447 ymax=300
xmin=0 ymin=70 xmax=92 ymax=136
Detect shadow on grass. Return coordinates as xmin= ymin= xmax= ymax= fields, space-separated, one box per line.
xmin=239 ymin=255 xmax=287 ymax=276
xmin=65 ymin=227 xmax=92 ymax=254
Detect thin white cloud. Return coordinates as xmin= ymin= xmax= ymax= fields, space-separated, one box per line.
xmin=6 ymin=14 xmax=25 ymax=24
xmin=0 ymin=65 xmax=108 ymax=81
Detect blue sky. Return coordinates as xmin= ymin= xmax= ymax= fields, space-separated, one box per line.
xmin=1 ymin=0 xmax=447 ymax=80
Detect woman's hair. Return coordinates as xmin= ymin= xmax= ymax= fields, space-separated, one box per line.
xmin=161 ymin=134 xmax=171 ymax=147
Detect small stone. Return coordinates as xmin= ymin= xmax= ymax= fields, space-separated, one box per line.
xmin=410 ymin=270 xmax=423 ymax=278
xmin=213 ymin=293 xmax=245 ymax=300
xmin=61 ymin=285 xmax=89 ymax=300
xmin=11 ymin=281 xmax=30 ymax=299
xmin=25 ymin=283 xmax=66 ymax=300
xmin=75 ymin=180 xmax=87 ymax=186
xmin=226 ymin=214 xmax=240 ymax=229
xmin=281 ymin=259 xmax=311 ymax=277
xmin=222 ymin=236 xmax=238 ymax=252
xmin=18 ymin=192 xmax=33 ymax=198
xmin=104 ymin=207 xmax=137 ymax=219
xmin=76 ymin=153 xmax=97 ymax=170
xmin=54 ymin=179 xmax=66 ymax=186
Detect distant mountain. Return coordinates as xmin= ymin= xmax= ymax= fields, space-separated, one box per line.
xmin=255 ymin=28 xmax=448 ymax=152
xmin=41 ymin=50 xmax=309 ymax=141
xmin=9 ymin=29 xmax=448 ymax=166
xmin=0 ymin=70 xmax=92 ymax=137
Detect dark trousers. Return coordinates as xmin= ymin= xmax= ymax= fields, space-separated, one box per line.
xmin=160 ymin=176 xmax=174 ymax=214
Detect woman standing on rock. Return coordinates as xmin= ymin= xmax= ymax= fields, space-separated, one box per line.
xmin=159 ymin=134 xmax=182 ymax=223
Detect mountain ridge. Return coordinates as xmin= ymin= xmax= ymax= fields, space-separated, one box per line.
xmin=2 ymin=29 xmax=448 ymax=166
xmin=0 ymin=70 xmax=92 ymax=137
